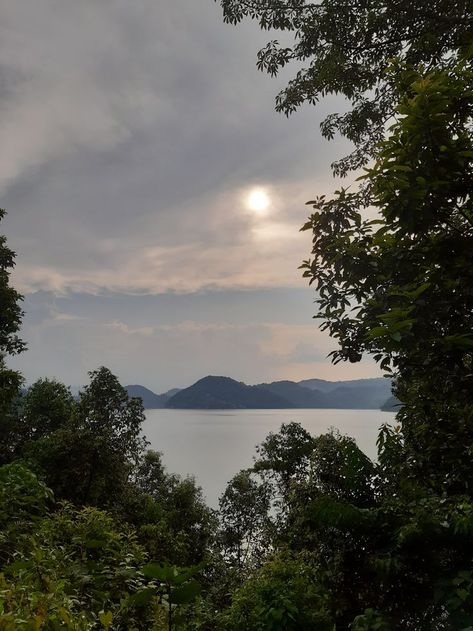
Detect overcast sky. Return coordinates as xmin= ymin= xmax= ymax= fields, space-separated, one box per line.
xmin=2 ymin=0 xmax=381 ymax=391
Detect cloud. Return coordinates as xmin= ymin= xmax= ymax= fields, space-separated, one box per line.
xmin=10 ymin=291 xmax=379 ymax=391
xmin=2 ymin=1 xmax=348 ymax=295
xmin=1 ymin=2 xmax=372 ymax=387
xmin=8 ymin=179 xmax=321 ymax=294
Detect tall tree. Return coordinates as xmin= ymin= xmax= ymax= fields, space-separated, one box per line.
xmin=73 ymin=366 xmax=148 ymax=505
xmin=19 ymin=379 xmax=75 ymax=442
xmin=217 ymin=0 xmax=472 ymax=174
xmin=301 ymin=52 xmax=473 ymax=492
xmin=219 ymin=470 xmax=270 ymax=575
xmin=76 ymin=366 xmax=147 ymax=467
xmin=0 ymin=209 xmax=26 ymax=463
xmin=28 ymin=368 xmax=148 ymax=507
xmin=127 ymin=450 xmax=216 ymax=566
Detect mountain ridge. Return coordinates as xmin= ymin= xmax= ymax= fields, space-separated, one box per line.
xmin=127 ymin=376 xmax=393 ymax=410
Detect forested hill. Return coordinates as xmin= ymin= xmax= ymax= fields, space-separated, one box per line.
xmin=165 ymin=376 xmax=292 ymax=409
xmin=128 ymin=376 xmax=392 ymax=410
xmin=124 ymin=385 xmax=180 ymax=409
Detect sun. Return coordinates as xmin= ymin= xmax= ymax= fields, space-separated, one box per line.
xmin=247 ymin=188 xmax=270 ymax=215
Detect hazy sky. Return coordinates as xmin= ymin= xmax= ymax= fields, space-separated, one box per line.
xmin=2 ymin=0 xmax=381 ymax=391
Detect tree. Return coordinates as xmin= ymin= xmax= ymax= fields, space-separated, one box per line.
xmin=25 ymin=368 xmax=147 ymax=507
xmin=220 ymin=552 xmax=333 ymax=630
xmin=307 ymin=431 xmax=375 ymax=507
xmin=253 ymin=422 xmax=316 ymax=507
xmin=219 ymin=469 xmax=271 ymax=575
xmin=0 ymin=210 xmax=25 ymax=360
xmin=0 ymin=209 xmax=26 ymax=460
xmin=301 ymin=51 xmax=473 ymax=492
xmin=19 ymin=378 xmax=75 ymax=442
xmin=217 ymin=0 xmax=472 ymax=174
xmin=77 ymin=366 xmax=147 ymax=465
xmin=0 ymin=464 xmax=157 ymax=630
xmin=71 ymin=366 xmax=148 ymax=505
xmin=126 ymin=450 xmax=217 ymax=567
xmin=211 ymin=8 xmax=473 ymax=624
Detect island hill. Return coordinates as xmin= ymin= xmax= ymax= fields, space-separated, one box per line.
xmin=126 ymin=375 xmax=398 ymax=411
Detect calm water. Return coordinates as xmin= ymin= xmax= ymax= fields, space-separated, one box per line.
xmin=142 ymin=408 xmax=396 ymax=507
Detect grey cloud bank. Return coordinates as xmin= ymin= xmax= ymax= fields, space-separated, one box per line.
xmin=10 ymin=290 xmax=378 ymax=392
xmin=1 ymin=1 xmax=380 ymax=386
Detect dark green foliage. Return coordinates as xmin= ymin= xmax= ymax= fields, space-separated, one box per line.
xmin=0 ymin=210 xmax=25 ymax=358
xmin=253 ymin=421 xmax=316 ymax=504
xmin=308 ymin=431 xmax=375 ymax=506
xmin=220 ymin=552 xmax=333 ymax=630
xmin=18 ymin=368 xmax=147 ymax=508
xmin=0 ymin=210 xmax=25 ymax=456
xmin=122 ymin=450 xmax=217 ymax=567
xmin=219 ymin=470 xmax=271 ymax=574
xmin=20 ymin=379 xmax=75 ymax=441
xmin=139 ymin=563 xmax=203 ymax=631
xmin=77 ymin=366 xmax=148 ymax=469
xmin=67 ymin=366 xmax=148 ymax=506
xmin=301 ymin=51 xmax=473 ymax=494
xmin=0 ymin=463 xmax=53 ymax=566
xmin=0 ymin=467 xmax=155 ymax=629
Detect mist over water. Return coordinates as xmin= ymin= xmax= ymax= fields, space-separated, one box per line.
xmin=143 ymin=408 xmax=396 ymax=507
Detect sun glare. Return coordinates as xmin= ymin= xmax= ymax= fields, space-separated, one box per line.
xmin=247 ymin=188 xmax=270 ymax=214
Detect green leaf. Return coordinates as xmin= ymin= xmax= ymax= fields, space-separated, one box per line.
xmin=99 ymin=611 xmax=113 ymax=628
xmin=367 ymin=326 xmax=388 ymax=339
xmin=142 ymin=563 xmax=176 ymax=582
xmin=85 ymin=539 xmax=106 ymax=549
xmin=169 ymin=579 xmax=202 ymax=604
xmin=126 ymin=588 xmax=155 ymax=608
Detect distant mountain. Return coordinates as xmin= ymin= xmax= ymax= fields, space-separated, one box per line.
xmin=299 ymin=377 xmax=389 ymax=392
xmin=300 ymin=377 xmax=392 ymax=408
xmin=257 ymin=380 xmax=330 ymax=408
xmin=125 ymin=385 xmax=177 ymax=409
xmin=322 ymin=384 xmax=391 ymax=409
xmin=259 ymin=378 xmax=392 ymax=409
xmin=297 ymin=378 xmax=341 ymax=393
xmin=126 ymin=377 xmax=392 ymax=410
xmin=166 ymin=376 xmax=293 ymax=409
xmin=164 ymin=388 xmax=181 ymax=399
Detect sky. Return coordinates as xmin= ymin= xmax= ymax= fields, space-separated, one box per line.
xmin=2 ymin=0 xmax=381 ymax=392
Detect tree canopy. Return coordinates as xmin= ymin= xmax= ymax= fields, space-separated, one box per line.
xmin=301 ymin=51 xmax=473 ymax=492
xmin=0 ymin=209 xmax=26 ymax=458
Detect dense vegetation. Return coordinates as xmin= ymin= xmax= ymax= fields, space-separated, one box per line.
xmin=1 ymin=0 xmax=473 ymax=628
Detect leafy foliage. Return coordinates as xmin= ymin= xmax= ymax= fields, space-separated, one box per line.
xmin=253 ymin=421 xmax=315 ymax=504
xmin=21 ymin=368 xmax=148 ymax=507
xmin=220 ymin=552 xmax=333 ymax=630
xmin=124 ymin=450 xmax=217 ymax=567
xmin=0 ymin=210 xmax=25 ymax=460
xmin=301 ymin=51 xmax=473 ymax=493
xmin=219 ymin=469 xmax=271 ymax=574
xmin=20 ymin=379 xmax=75 ymax=442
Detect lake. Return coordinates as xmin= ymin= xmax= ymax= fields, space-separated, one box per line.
xmin=142 ymin=408 xmax=396 ymax=507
